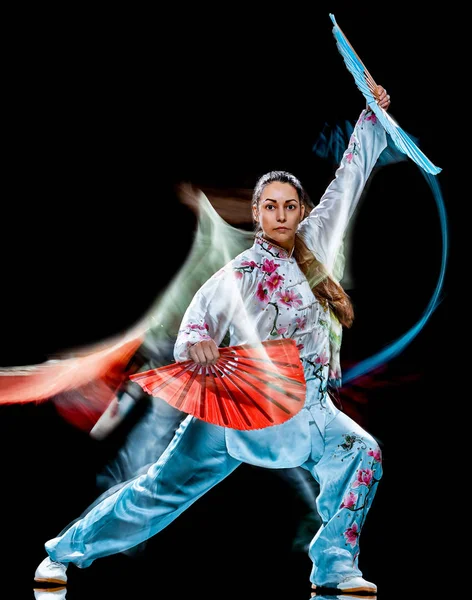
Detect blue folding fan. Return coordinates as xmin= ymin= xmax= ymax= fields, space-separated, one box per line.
xmin=330 ymin=13 xmax=441 ymax=175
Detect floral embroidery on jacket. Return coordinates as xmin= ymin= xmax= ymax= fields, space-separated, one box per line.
xmin=234 ymin=245 xmax=305 ymax=338
xmin=346 ymin=109 xmax=378 ymax=164
xmin=179 ymin=321 xmax=211 ymax=350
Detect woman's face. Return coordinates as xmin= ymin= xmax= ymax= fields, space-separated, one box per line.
xmin=253 ymin=182 xmax=305 ymax=251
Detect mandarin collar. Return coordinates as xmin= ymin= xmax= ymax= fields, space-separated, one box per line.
xmin=255 ymin=234 xmax=294 ymax=260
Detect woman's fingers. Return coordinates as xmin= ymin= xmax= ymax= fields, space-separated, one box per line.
xmin=189 ymin=340 xmax=220 ymax=365
xmin=375 ymin=85 xmax=391 ymax=110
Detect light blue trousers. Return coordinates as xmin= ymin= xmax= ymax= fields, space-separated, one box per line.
xmin=46 ymin=399 xmax=382 ymax=588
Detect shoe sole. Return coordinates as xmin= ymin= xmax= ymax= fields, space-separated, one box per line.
xmin=312 ymin=595 xmax=376 ymax=600
xmin=312 ymin=583 xmax=377 ymax=594
xmin=34 ymin=578 xmax=67 ymax=585
xmin=339 ymin=587 xmax=377 ymax=593
xmin=33 ymin=585 xmax=67 ymax=593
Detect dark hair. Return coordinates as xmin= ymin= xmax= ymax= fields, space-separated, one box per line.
xmin=252 ymin=170 xmax=309 ymax=208
xmin=252 ymin=170 xmax=354 ymax=328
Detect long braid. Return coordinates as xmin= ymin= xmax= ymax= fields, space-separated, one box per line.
xmin=294 ymin=236 xmax=354 ymax=328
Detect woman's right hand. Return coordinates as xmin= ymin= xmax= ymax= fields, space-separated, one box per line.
xmin=189 ymin=339 xmax=220 ymax=366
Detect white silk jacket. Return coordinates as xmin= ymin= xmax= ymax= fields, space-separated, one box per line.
xmin=174 ymin=109 xmax=387 ymax=468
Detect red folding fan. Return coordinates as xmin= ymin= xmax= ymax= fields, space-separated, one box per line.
xmin=129 ymin=338 xmax=306 ymax=430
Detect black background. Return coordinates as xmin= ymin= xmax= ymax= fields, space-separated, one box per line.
xmin=1 ymin=4 xmax=455 ymax=599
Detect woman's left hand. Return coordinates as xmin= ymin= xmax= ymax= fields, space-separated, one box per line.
xmin=375 ymin=85 xmax=391 ymax=111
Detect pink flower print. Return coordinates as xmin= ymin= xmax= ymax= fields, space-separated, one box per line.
xmin=346 ymin=151 xmax=354 ymax=164
xmin=296 ymin=343 xmax=304 ymax=352
xmin=368 ymin=448 xmax=382 ymax=463
xmin=352 ymin=468 xmax=373 ymax=488
xmin=241 ymin=260 xmax=258 ymax=269
xmin=315 ymin=351 xmax=329 ymax=366
xmin=275 ymin=289 xmax=303 ymax=308
xmin=234 ymin=270 xmax=243 ymax=279
xmin=344 ymin=522 xmax=359 ymax=547
xmin=184 ymin=322 xmax=211 ymax=342
xmin=256 ymin=282 xmax=270 ymax=303
xmin=187 ymin=323 xmax=209 ymax=332
xmin=295 ymin=316 xmax=307 ymax=330
xmin=266 ymin=272 xmax=284 ymax=292
xmin=340 ymin=491 xmax=358 ymax=510
xmin=276 ymin=326 xmax=288 ymax=336
xmin=365 ymin=112 xmax=377 ymax=124
xmin=261 ymin=258 xmax=279 ymax=274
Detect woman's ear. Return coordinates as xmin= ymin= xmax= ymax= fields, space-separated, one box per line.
xmin=252 ymin=206 xmax=259 ymax=222
xmin=300 ymin=203 xmax=306 ymax=220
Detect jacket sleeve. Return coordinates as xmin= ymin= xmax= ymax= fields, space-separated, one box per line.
xmin=173 ymin=265 xmax=246 ymax=362
xmin=297 ymin=109 xmax=387 ymax=275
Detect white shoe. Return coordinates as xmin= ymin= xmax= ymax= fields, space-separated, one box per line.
xmin=337 ymin=576 xmax=377 ymax=593
xmin=311 ymin=575 xmax=377 ymax=594
xmin=34 ymin=557 xmax=68 ymax=585
xmin=33 ymin=587 xmax=67 ymax=600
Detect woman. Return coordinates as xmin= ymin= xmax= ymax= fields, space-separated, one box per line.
xmin=34 ymin=87 xmax=390 ymax=595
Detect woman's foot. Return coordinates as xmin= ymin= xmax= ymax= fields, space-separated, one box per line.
xmin=34 ymin=557 xmax=68 ymax=585
xmin=312 ymin=575 xmax=377 ymax=594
